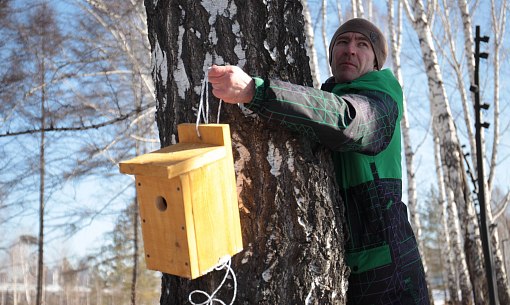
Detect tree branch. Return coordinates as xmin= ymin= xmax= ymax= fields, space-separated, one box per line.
xmin=0 ymin=102 xmax=155 ymax=137
xmin=492 ymin=190 xmax=510 ymax=222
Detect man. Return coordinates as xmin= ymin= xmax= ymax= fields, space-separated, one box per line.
xmin=209 ymin=18 xmax=430 ymax=305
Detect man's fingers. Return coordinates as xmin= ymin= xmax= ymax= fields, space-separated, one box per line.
xmin=208 ymin=65 xmax=230 ymax=78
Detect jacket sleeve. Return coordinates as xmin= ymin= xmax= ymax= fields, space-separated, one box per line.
xmin=245 ymin=77 xmax=400 ymax=155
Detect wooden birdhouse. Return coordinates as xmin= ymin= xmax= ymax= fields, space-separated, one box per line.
xmin=119 ymin=124 xmax=243 ymax=279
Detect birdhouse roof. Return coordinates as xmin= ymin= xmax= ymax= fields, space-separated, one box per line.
xmin=119 ymin=142 xmax=226 ymax=179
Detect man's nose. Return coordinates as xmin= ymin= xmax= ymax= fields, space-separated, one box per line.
xmin=344 ymin=41 xmax=356 ymax=55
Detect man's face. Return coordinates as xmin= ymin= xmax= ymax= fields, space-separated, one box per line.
xmin=331 ymin=32 xmax=377 ymax=83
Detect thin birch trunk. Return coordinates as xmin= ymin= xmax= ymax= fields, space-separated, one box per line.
xmin=322 ymin=0 xmax=332 ymax=76
xmin=36 ymin=52 xmax=46 ymax=305
xmin=336 ymin=0 xmax=344 ymax=24
xmin=488 ymin=3 xmax=510 ymax=303
xmin=356 ymin=0 xmax=364 ymax=18
xmin=351 ymin=0 xmax=357 ymax=18
xmin=387 ymin=1 xmax=434 ymax=303
xmin=401 ymin=0 xmax=488 ymax=303
xmin=368 ymin=0 xmax=372 ymax=21
xmin=434 ymin=132 xmax=461 ymax=305
xmin=301 ymin=0 xmax=321 ymax=87
xmin=439 ymin=0 xmax=477 ymax=174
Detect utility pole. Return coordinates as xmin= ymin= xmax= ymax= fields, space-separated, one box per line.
xmin=470 ymin=25 xmax=499 ymax=305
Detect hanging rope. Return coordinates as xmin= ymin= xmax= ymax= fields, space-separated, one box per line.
xmin=196 ymin=67 xmax=224 ymax=140
xmin=188 ymin=257 xmax=238 ymax=305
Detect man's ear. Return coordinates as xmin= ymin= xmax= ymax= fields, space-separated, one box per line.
xmin=373 ymin=61 xmax=378 ymax=71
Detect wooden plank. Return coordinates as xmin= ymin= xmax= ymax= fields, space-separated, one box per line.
xmin=188 ymin=160 xmax=241 ymax=275
xmin=119 ymin=143 xmax=226 ymax=180
xmin=180 ymin=173 xmax=200 ymax=278
xmin=180 ymin=124 xmax=243 ymax=250
xmin=135 ymin=175 xmax=192 ymax=278
xmin=178 ymin=124 xmax=228 ymax=146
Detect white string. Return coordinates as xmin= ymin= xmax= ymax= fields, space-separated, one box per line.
xmin=188 ymin=258 xmax=238 ymax=305
xmin=196 ymin=67 xmax=224 ymax=139
xmin=196 ymin=73 xmax=207 ymax=140
xmin=216 ymin=99 xmax=223 ymax=124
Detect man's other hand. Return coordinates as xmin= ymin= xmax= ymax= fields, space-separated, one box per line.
xmin=208 ymin=65 xmax=255 ymax=104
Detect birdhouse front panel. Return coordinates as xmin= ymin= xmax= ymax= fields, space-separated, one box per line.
xmin=135 ymin=174 xmax=198 ymax=278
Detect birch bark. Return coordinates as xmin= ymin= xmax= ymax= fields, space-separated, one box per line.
xmin=487 ymin=1 xmax=510 ymax=302
xmin=386 ymin=1 xmax=434 ymax=303
xmin=301 ymin=0 xmax=321 ymax=87
xmin=433 ymin=132 xmax=462 ymax=304
xmin=401 ymin=0 xmax=488 ymax=303
xmin=322 ymin=0 xmax=332 ymax=75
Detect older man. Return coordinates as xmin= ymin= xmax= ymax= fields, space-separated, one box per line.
xmin=209 ymin=18 xmax=430 ymax=305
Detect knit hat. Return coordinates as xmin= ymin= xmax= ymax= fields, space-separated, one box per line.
xmin=329 ymin=18 xmax=388 ymax=71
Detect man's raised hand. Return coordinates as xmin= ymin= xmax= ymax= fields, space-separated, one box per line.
xmin=208 ymin=65 xmax=255 ymax=104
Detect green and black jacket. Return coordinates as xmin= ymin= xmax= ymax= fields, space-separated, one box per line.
xmin=246 ymin=69 xmax=429 ymax=304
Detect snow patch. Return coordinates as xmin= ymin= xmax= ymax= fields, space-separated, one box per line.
xmin=174 ymin=26 xmax=189 ymax=99
xmin=171 ymin=134 xmax=176 ymax=145
xmin=267 ymin=140 xmax=282 ymax=177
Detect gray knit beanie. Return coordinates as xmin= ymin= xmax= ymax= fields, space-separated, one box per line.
xmin=329 ymin=18 xmax=388 ymax=71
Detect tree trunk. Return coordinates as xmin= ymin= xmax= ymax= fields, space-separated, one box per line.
xmin=387 ymin=2 xmax=435 ymax=303
xmin=402 ymin=0 xmax=487 ymax=304
xmin=301 ymin=0 xmax=321 ymax=87
xmin=37 ymin=52 xmax=46 ymax=305
xmin=131 ymin=198 xmax=139 ymax=305
xmin=145 ymin=0 xmax=348 ymax=304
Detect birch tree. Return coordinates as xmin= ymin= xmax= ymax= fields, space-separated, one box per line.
xmin=301 ymin=0 xmax=321 ymax=87
xmin=435 ymin=0 xmax=510 ymax=302
xmin=401 ymin=0 xmax=488 ymax=303
xmin=387 ymin=1 xmax=434 ymax=302
xmin=433 ymin=132 xmax=462 ymax=304
xmin=144 ymin=0 xmax=348 ymax=303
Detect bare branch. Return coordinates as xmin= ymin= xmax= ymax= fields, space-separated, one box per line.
xmin=0 ymin=102 xmax=155 ymax=137
xmin=492 ymin=191 xmax=510 ymax=222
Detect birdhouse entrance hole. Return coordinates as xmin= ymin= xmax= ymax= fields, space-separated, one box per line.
xmin=155 ymin=196 xmax=167 ymax=212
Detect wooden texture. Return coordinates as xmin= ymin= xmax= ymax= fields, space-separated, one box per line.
xmin=120 ymin=124 xmax=242 ymax=279
xmin=135 ymin=174 xmax=195 ymax=278
xmin=119 ymin=142 xmax=226 ymax=180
